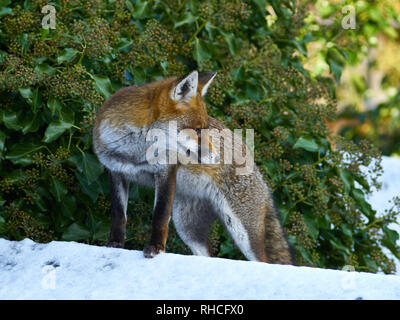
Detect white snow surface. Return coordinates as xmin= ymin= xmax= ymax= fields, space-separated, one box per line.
xmin=363 ymin=156 xmax=400 ymax=273
xmin=0 ymin=156 xmax=399 ymax=300
xmin=0 ymin=238 xmax=399 ymax=300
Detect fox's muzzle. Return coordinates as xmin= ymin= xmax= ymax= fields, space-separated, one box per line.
xmin=195 ymin=128 xmax=220 ymax=165
xmin=176 ymin=128 xmax=219 ymax=165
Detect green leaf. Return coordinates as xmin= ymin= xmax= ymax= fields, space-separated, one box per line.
xmin=133 ymin=0 xmax=152 ymax=19
xmin=327 ymin=47 xmax=346 ymax=66
xmin=0 ymin=130 xmax=5 ymax=152
xmin=57 ymin=48 xmax=79 ymax=64
xmin=382 ymin=227 xmax=400 ymax=259
xmin=233 ymin=65 xmax=245 ymax=81
xmin=174 ymin=12 xmax=197 ymax=28
xmin=34 ymin=63 xmax=56 ymax=76
xmin=220 ymin=30 xmax=238 ymax=56
xmin=50 ymin=177 xmax=68 ymax=202
xmin=83 ymin=153 xmax=104 ymax=184
xmin=339 ymin=168 xmax=353 ymax=194
xmin=60 ymin=195 xmax=77 ymax=220
xmin=70 ymin=152 xmax=104 ymax=184
xmin=5 ymin=142 xmax=43 ymax=165
xmin=328 ymin=59 xmax=343 ymax=83
xmin=363 ymin=255 xmax=378 ymax=272
xmin=92 ymin=221 xmax=110 ymax=241
xmin=18 ymin=87 xmax=42 ymax=112
xmin=129 ymin=66 xmax=146 ymax=85
xmin=62 ymin=223 xmax=91 ymax=241
xmin=290 ymin=39 xmax=307 ymax=56
xmin=278 ymin=206 xmax=289 ymax=224
xmin=18 ymin=87 xmax=33 ymax=100
xmin=59 ymin=105 xmax=75 ymax=124
xmin=252 ymin=0 xmax=266 ymax=15
xmin=0 ymin=50 xmax=6 ymax=64
xmin=116 ymin=38 xmax=133 ymax=52
xmin=329 ymin=238 xmax=350 ymax=255
xmin=20 ymin=33 xmax=30 ymax=55
xmin=341 ymin=224 xmax=353 ymax=239
xmin=5 ymin=169 xmax=28 ymax=183
xmin=293 ymin=136 xmax=319 ymax=152
xmin=0 ymin=0 xmax=11 ymax=6
xmin=31 ymin=88 xmax=42 ymax=113
xmin=193 ymin=38 xmax=211 ymax=62
xmin=91 ymin=74 xmax=113 ymax=98
xmin=43 ymin=120 xmax=73 ymax=143
xmin=0 ymin=215 xmax=6 ymax=234
xmin=383 ymin=226 xmax=399 ymax=244
xmin=0 ymin=7 xmax=12 ymax=16
xmin=20 ymin=113 xmax=40 ymax=134
xmin=352 ymin=188 xmax=373 ymax=218
xmin=304 ymin=214 xmax=319 ymax=240
xmin=47 ymin=95 xmax=62 ymax=116
xmin=383 ymin=26 xmax=398 ymax=39
xmin=40 ymin=27 xmax=49 ymax=38
xmin=74 ymin=171 xmax=100 ymax=203
xmin=2 ymin=110 xmax=22 ymax=131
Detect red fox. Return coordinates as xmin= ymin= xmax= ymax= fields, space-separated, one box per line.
xmin=93 ymin=71 xmax=294 ymax=264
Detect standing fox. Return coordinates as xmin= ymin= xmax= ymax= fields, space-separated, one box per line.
xmin=93 ymin=71 xmax=294 ymax=264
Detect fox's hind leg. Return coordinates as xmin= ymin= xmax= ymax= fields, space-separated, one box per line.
xmin=172 ymin=199 xmax=216 ymax=257
xmin=107 ymin=170 xmax=130 ymax=248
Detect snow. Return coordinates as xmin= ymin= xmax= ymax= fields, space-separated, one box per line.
xmin=366 ymin=156 xmax=400 ymax=222
xmin=363 ymin=156 xmax=400 ymax=274
xmin=0 ymin=156 xmax=399 ymax=300
xmin=0 ymin=238 xmax=399 ymax=300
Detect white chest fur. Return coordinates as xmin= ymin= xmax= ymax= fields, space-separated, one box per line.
xmin=95 ymin=121 xmax=159 ymax=179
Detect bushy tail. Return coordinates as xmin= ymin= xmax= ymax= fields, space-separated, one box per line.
xmin=264 ymin=203 xmax=296 ymax=265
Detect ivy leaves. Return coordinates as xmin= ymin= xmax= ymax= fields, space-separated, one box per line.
xmin=5 ymin=142 xmax=44 ymax=166
xmin=0 ymin=0 xmax=397 ymax=274
xmin=293 ymin=137 xmax=319 ymax=153
xmin=57 ymin=48 xmax=79 ymax=65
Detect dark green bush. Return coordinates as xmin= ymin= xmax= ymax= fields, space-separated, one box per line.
xmin=0 ymin=0 xmax=398 ymax=273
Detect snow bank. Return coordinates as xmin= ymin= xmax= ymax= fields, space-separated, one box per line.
xmin=0 ymin=156 xmax=399 ymax=300
xmin=0 ymin=238 xmax=399 ymax=300
xmin=364 ymin=156 xmax=400 ymax=273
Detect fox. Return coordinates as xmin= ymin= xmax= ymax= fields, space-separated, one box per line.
xmin=93 ymin=71 xmax=294 ymax=264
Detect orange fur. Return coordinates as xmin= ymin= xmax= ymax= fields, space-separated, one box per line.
xmin=95 ymin=76 xmax=209 ymax=131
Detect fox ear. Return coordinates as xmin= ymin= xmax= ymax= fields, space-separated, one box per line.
xmin=171 ymin=71 xmax=198 ymax=102
xmin=198 ymin=71 xmax=217 ymax=96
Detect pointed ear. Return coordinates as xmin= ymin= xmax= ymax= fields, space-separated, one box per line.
xmin=171 ymin=71 xmax=198 ymax=102
xmin=198 ymin=71 xmax=217 ymax=96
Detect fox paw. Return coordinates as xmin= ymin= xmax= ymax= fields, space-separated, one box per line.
xmin=106 ymin=241 xmax=124 ymax=248
xmin=143 ymin=244 xmax=165 ymax=258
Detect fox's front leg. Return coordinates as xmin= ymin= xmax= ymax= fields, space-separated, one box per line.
xmin=107 ymin=170 xmax=130 ymax=248
xmin=144 ymin=165 xmax=178 ymax=258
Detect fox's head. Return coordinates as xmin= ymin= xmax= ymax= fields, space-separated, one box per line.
xmin=146 ymin=71 xmax=220 ymax=165
xmin=171 ymin=71 xmax=219 ymax=165
xmin=156 ymin=70 xmax=216 ymax=130
xmin=94 ymin=70 xmax=219 ymax=165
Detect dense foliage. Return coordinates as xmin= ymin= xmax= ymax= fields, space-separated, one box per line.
xmin=0 ymin=0 xmax=399 ymax=273
xmin=305 ymin=0 xmax=400 ymax=156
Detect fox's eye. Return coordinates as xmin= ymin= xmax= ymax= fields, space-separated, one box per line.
xmin=186 ymin=149 xmax=191 ymax=157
